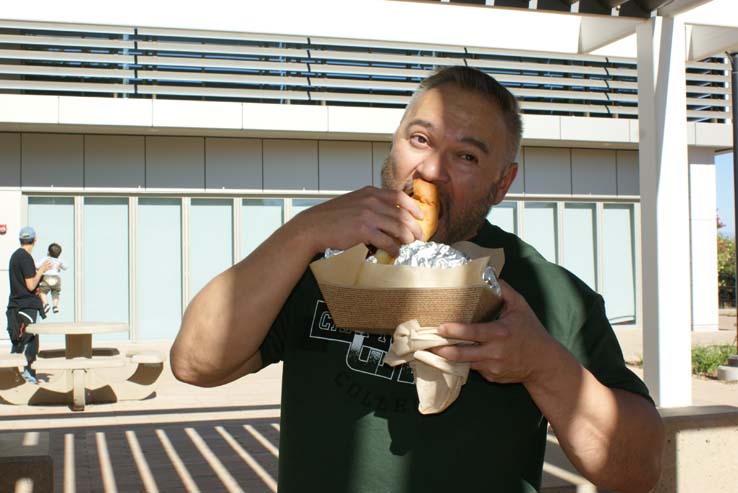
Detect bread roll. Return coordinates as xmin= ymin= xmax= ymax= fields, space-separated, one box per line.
xmin=412 ymin=178 xmax=439 ymax=242
xmin=375 ymin=178 xmax=439 ymax=264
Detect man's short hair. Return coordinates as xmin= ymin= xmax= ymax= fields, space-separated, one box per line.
xmin=48 ymin=243 xmax=62 ymax=258
xmin=407 ymin=66 xmax=523 ymax=164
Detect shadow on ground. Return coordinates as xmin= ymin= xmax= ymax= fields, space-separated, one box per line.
xmin=14 ymin=408 xmax=281 ymax=493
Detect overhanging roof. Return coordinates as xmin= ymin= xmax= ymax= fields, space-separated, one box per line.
xmin=0 ymin=0 xmax=735 ymax=59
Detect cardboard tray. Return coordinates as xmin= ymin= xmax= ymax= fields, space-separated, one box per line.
xmin=310 ymin=241 xmax=505 ymax=334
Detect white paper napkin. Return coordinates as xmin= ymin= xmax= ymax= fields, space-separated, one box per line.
xmin=385 ymin=319 xmax=473 ymax=414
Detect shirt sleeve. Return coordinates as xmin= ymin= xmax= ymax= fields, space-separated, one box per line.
xmin=258 ymin=262 xmax=321 ymax=367
xmin=569 ymin=295 xmax=653 ymax=404
xmin=21 ymin=254 xmax=37 ymax=281
xmin=259 ymin=301 xmax=288 ymax=367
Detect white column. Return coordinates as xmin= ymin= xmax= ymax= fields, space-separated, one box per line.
xmin=689 ymin=148 xmax=719 ymax=332
xmin=0 ymin=190 xmax=24 ymax=338
xmin=637 ymin=16 xmax=692 ymax=407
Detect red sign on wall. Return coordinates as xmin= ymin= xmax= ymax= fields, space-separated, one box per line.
xmin=0 ymin=224 xmax=6 ymax=235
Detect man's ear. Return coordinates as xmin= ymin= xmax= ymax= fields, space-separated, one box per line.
xmin=490 ymin=162 xmax=518 ymax=206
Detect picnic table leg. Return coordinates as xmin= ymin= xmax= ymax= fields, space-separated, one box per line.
xmin=66 ymin=334 xmax=92 ymax=358
xmin=71 ymin=369 xmax=85 ymax=411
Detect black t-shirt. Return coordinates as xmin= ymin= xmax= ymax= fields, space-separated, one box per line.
xmin=8 ymin=247 xmax=42 ymax=311
xmin=259 ymin=221 xmax=652 ymax=493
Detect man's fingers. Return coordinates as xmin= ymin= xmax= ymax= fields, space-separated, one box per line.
xmin=431 ymin=343 xmax=492 ymax=363
xmin=363 ymin=190 xmax=423 ymax=244
xmin=367 ymin=229 xmax=402 ymax=257
xmin=390 ymin=189 xmax=424 ymax=221
xmin=437 ymin=321 xmax=507 ymax=343
xmin=383 ymin=208 xmax=423 ymax=244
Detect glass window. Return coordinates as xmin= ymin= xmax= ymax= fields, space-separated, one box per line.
xmin=487 ymin=201 xmax=517 ymax=234
xmin=563 ymin=203 xmax=597 ymax=290
xmin=241 ymin=199 xmax=284 ymax=259
xmin=602 ymin=204 xmax=636 ymax=324
xmin=27 ymin=197 xmax=75 ymax=335
xmin=291 ymin=198 xmax=326 ymax=219
xmin=523 ymin=202 xmax=558 ymax=263
xmin=190 ymin=199 xmax=233 ymax=301
xmin=83 ymin=198 xmax=129 ymax=340
xmin=137 ymin=198 xmax=182 ymax=340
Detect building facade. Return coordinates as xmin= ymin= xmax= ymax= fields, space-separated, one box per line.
xmin=0 ymin=9 xmax=731 ymax=342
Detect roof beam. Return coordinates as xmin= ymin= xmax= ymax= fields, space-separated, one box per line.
xmin=0 ymin=0 xmax=646 ymax=56
xmin=578 ymin=16 xmax=644 ymax=54
xmin=687 ymin=24 xmax=738 ymax=60
xmin=658 ymin=0 xmax=712 ymax=17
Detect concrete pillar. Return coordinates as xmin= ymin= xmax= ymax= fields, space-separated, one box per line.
xmin=637 ymin=17 xmax=693 ymax=407
xmin=0 ymin=133 xmax=23 ymax=339
xmin=0 ymin=190 xmax=23 ymax=340
xmin=689 ymin=148 xmax=719 ymax=332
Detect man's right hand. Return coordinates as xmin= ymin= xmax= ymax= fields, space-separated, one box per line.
xmin=38 ymin=260 xmax=52 ymax=274
xmin=172 ymin=185 xmax=425 ymax=387
xmin=292 ymin=186 xmax=425 ymax=258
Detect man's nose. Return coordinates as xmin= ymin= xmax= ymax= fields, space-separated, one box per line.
xmin=416 ymin=151 xmax=449 ymax=182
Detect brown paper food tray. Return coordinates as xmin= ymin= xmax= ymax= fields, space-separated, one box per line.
xmin=310 ymin=241 xmax=505 ymax=335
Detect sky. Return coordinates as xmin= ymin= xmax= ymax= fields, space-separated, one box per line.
xmin=716 ymin=152 xmax=735 ymax=238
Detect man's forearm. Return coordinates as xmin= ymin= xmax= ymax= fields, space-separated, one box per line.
xmin=25 ymin=271 xmax=44 ymax=291
xmin=171 ymin=219 xmax=319 ymax=386
xmin=524 ymin=341 xmax=664 ymax=492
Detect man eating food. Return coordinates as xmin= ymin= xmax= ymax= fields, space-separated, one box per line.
xmin=171 ymin=66 xmax=664 ymax=493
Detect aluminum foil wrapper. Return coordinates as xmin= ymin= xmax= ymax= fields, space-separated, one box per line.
xmin=364 ymin=241 xmax=501 ymax=295
xmin=482 ymin=265 xmax=502 ymax=297
xmin=391 ymin=240 xmax=468 ymax=268
xmin=324 ymin=248 xmax=344 ymax=259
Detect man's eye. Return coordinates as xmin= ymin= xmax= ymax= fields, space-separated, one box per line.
xmin=460 ymin=153 xmax=478 ymax=163
xmin=411 ymin=135 xmax=428 ymax=145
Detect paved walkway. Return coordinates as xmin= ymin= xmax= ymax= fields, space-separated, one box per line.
xmin=1 ymin=326 xmax=736 ymax=492
xmin=1 ymin=342 xmax=283 ymax=493
xmin=614 ymin=316 xmax=737 ymax=407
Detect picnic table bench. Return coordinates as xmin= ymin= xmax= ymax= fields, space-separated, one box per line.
xmin=1 ymin=323 xmax=165 ymax=410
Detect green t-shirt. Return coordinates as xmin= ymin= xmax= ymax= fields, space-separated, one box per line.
xmin=260 ymin=221 xmax=651 ymax=493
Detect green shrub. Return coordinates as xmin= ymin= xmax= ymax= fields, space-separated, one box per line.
xmin=718 ymin=233 xmax=736 ymax=307
xmin=691 ymin=344 xmax=736 ymax=376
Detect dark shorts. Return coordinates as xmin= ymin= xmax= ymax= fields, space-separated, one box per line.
xmin=6 ymin=308 xmax=36 ymax=345
xmin=39 ymin=275 xmax=62 ymax=295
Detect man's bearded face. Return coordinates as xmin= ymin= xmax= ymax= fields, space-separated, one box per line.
xmin=380 ymin=84 xmax=515 ymax=245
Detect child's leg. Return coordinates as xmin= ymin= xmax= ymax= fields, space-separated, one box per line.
xmin=52 ymin=283 xmax=61 ymax=313
xmin=38 ymin=285 xmax=50 ymax=314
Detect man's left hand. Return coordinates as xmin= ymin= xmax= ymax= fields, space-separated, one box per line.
xmin=433 ymin=279 xmax=557 ymax=385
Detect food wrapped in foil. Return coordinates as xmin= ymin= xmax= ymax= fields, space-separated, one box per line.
xmin=384 ymin=240 xmax=468 ymax=268
xmin=326 ymin=241 xmax=501 ymax=295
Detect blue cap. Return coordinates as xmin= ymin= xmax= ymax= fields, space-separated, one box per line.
xmin=18 ymin=226 xmax=36 ymax=241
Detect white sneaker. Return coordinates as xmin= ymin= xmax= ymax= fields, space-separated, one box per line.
xmin=22 ymin=368 xmax=38 ymax=385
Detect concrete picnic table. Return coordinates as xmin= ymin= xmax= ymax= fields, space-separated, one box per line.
xmin=29 ymin=321 xmax=128 ymax=358
xmin=0 ymin=322 xmax=164 ymax=411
